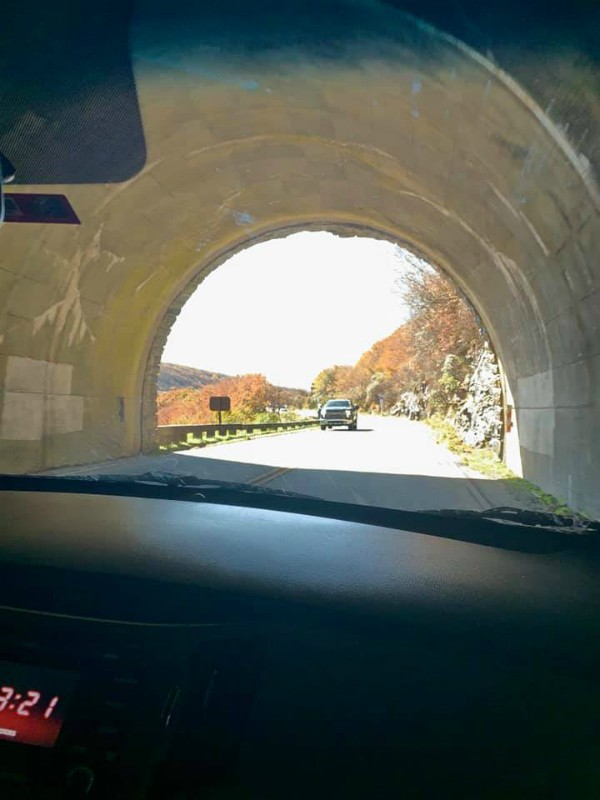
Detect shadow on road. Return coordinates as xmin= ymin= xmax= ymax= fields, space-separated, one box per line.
xmin=77 ymin=451 xmax=542 ymax=512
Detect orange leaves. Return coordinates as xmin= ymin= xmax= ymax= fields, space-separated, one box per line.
xmin=312 ymin=365 xmax=355 ymax=402
xmin=157 ymin=387 xmax=205 ymax=425
xmin=157 ymin=374 xmax=307 ymax=425
xmin=312 ymin=265 xmax=485 ymax=412
xmin=356 ymin=325 xmax=412 ymax=377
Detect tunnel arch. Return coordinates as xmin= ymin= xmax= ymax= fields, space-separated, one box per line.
xmin=140 ymin=219 xmax=513 ymax=454
xmin=0 ymin=2 xmax=598 ymax=514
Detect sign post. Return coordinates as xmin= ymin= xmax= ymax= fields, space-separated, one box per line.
xmin=209 ymin=396 xmax=231 ymax=426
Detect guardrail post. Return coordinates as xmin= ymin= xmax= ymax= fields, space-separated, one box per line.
xmin=157 ymin=418 xmax=318 ymax=448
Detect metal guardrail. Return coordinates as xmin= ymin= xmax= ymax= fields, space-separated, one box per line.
xmin=157 ymin=420 xmax=319 ymax=447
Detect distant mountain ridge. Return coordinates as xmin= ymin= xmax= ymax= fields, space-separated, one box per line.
xmin=158 ymin=363 xmax=230 ymax=392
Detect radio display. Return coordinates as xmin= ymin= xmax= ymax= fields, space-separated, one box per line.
xmin=0 ymin=660 xmax=76 ymax=748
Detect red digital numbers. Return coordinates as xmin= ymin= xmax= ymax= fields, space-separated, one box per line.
xmin=0 ymin=686 xmax=13 ymax=711
xmin=0 ymin=662 xmax=75 ymax=748
xmin=44 ymin=697 xmax=60 ymax=719
xmin=0 ymin=688 xmax=53 ymax=716
xmin=17 ymin=691 xmax=41 ymax=717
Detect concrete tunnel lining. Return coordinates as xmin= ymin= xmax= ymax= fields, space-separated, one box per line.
xmin=0 ymin=2 xmax=598 ymax=515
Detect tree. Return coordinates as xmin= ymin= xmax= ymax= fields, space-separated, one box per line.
xmin=395 ymin=259 xmax=483 ymax=373
xmin=157 ymin=374 xmax=308 ymax=425
xmin=311 ymin=365 xmax=354 ymax=405
xmin=310 ymin=254 xmax=497 ymax=434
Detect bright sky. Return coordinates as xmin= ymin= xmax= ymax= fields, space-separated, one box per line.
xmin=161 ymin=232 xmax=411 ymax=388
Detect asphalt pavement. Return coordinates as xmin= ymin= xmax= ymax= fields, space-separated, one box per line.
xmin=52 ymin=415 xmax=540 ymax=513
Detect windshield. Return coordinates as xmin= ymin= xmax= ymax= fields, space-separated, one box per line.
xmin=0 ymin=0 xmax=597 ymax=524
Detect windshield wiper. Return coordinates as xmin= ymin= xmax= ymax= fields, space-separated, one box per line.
xmin=86 ymin=471 xmax=318 ymax=500
xmin=12 ymin=472 xmax=315 ymax=500
xmin=1 ymin=473 xmax=598 ymax=554
xmin=428 ymin=506 xmax=598 ymax=535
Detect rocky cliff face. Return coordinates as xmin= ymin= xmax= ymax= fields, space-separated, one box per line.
xmin=454 ymin=346 xmax=503 ymax=453
xmin=390 ymin=345 xmax=503 ymax=453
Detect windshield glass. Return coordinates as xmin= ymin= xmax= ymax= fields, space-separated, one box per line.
xmin=0 ymin=0 xmax=597 ymax=524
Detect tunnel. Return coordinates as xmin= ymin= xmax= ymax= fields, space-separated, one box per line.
xmin=0 ymin=1 xmax=598 ymax=515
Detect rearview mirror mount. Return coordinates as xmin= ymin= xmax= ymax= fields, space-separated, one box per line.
xmin=0 ymin=153 xmax=16 ymax=225
xmin=0 ymin=153 xmax=16 ymax=185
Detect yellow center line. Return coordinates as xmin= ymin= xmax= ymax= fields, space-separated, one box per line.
xmin=247 ymin=466 xmax=293 ymax=487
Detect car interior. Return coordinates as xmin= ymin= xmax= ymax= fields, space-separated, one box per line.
xmin=1 ymin=1 xmax=599 ymax=798
xmin=0 ymin=476 xmax=597 ymax=799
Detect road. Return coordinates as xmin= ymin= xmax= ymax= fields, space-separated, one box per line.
xmin=54 ymin=416 xmax=540 ymax=513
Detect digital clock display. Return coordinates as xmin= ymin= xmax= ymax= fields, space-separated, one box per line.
xmin=0 ymin=660 xmax=76 ymax=748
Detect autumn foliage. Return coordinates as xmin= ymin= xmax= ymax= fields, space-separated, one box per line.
xmin=312 ymin=259 xmax=487 ymax=417
xmin=157 ymin=374 xmax=307 ymax=425
xmin=158 ymin=257 xmax=494 ymax=434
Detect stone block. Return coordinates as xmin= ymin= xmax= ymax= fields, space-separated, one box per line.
xmin=0 ymin=315 xmax=41 ymax=360
xmin=519 ymin=448 xmax=553 ymax=495
xmin=42 ymin=427 xmax=120 ymax=471
xmin=517 ymin=370 xmax=554 ymax=409
xmin=49 ymin=363 xmax=78 ymax=397
xmin=136 ymin=193 xmax=198 ymax=241
xmin=577 ymin=212 xmax=600 ymax=260
xmin=5 ymin=357 xmax=73 ymax=395
xmin=18 ymin=231 xmax=77 ymax=288
xmin=235 ymin=142 xmax=307 ymax=163
xmin=0 ymin=269 xmax=20 ymax=310
xmin=529 ymin=267 xmax=575 ymax=321
xmin=7 ymin=276 xmax=59 ymax=320
xmin=516 ymin=407 xmax=555 ymax=457
xmin=579 ymin=289 xmax=600 ymax=357
xmin=520 ymin=192 xmax=571 ymax=257
xmin=548 ymin=182 xmax=593 ymax=237
xmin=557 ymin=238 xmax=598 ymax=301
xmin=78 ymin=265 xmax=120 ymax=308
xmin=0 ymin=438 xmax=43 ymax=473
xmin=552 ymin=359 xmax=592 ymax=408
xmin=100 ymin=213 xmax=158 ymax=260
xmin=45 ymin=395 xmax=85 ymax=435
xmin=592 ymin=352 xmax=600 ymax=407
xmin=481 ymin=186 xmax=547 ymax=268
xmin=234 ymin=155 xmax=294 ymax=184
xmin=306 ymin=159 xmax=347 ymax=181
xmin=83 ymin=395 xmax=139 ymax=456
xmin=0 ymin=392 xmax=44 ymax=441
xmin=149 ymin=157 xmax=211 ymax=195
xmin=5 ymin=356 xmax=46 ymax=393
xmin=544 ymin=311 xmax=587 ymax=366
xmin=289 ymin=110 xmax=337 ymax=139
xmin=552 ymin=407 xmax=599 ymax=513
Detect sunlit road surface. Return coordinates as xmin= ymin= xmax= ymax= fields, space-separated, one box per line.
xmin=55 ymin=416 xmax=540 ymax=513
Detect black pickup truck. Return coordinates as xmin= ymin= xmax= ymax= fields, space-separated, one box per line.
xmin=319 ymin=399 xmax=359 ymax=430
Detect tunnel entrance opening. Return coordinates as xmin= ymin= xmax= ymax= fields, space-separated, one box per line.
xmin=143 ymin=228 xmax=526 ymax=514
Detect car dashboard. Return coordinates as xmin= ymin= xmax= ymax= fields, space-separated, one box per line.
xmin=0 ymin=489 xmax=599 ymax=798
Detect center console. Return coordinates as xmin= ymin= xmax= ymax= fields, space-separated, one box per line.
xmin=0 ymin=611 xmax=261 ymax=799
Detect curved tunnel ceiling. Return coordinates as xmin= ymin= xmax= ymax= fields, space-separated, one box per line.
xmin=0 ymin=0 xmax=599 ymax=515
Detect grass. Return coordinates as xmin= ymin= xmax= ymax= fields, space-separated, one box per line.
xmin=426 ymin=415 xmax=514 ymax=480
xmin=516 ymin=481 xmax=579 ymax=517
xmin=425 ymin=414 xmax=580 ymax=517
